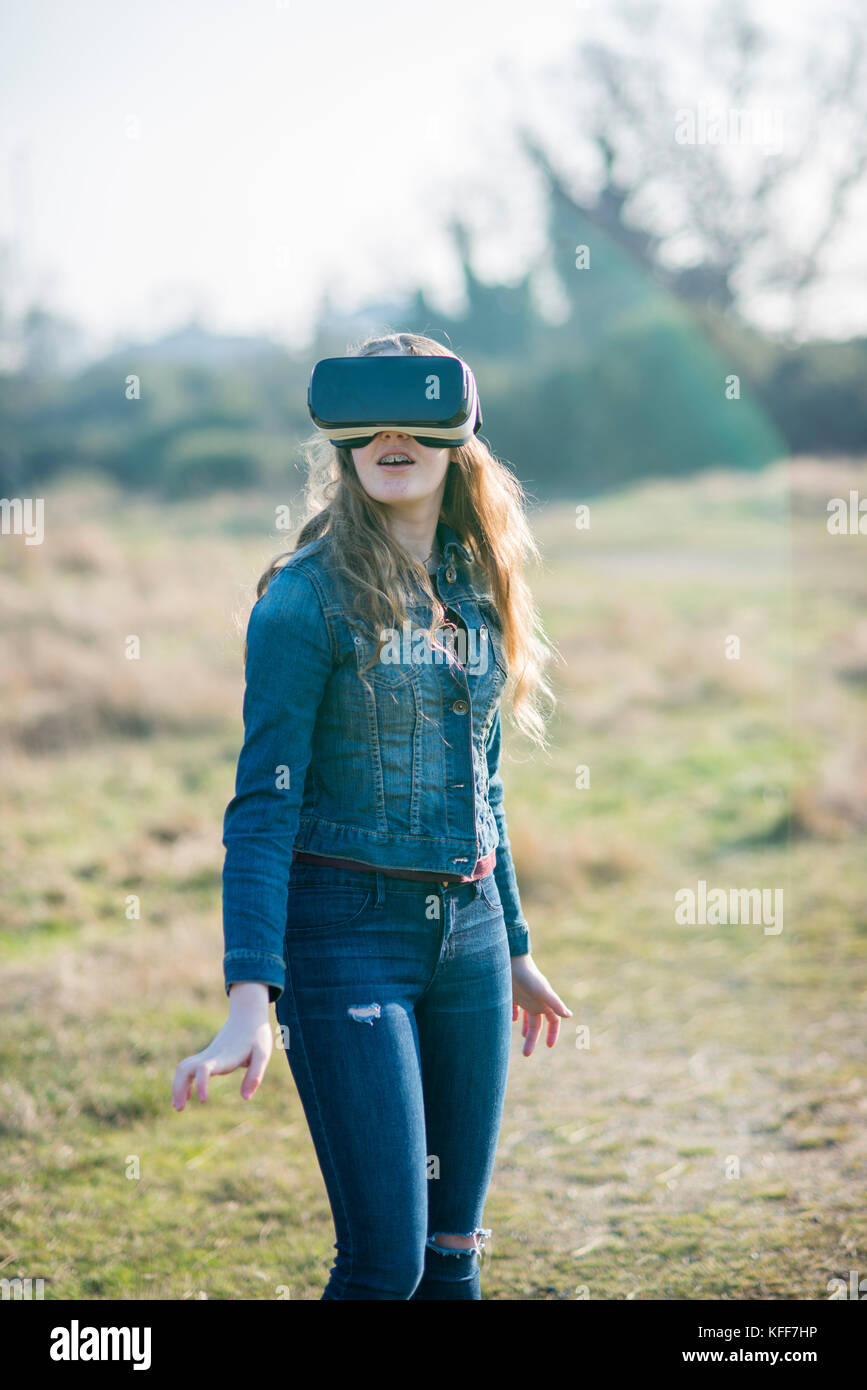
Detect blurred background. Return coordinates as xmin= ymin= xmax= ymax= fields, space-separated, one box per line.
xmin=1 ymin=0 xmax=865 ymax=1300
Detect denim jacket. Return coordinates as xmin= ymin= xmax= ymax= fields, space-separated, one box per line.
xmin=222 ymin=519 xmax=531 ymax=1002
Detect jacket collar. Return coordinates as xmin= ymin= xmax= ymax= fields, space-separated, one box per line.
xmin=437 ymin=519 xmax=474 ymax=565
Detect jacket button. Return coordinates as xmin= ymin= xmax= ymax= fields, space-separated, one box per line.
xmin=452 ymin=699 xmax=468 ymax=714
xmin=445 ymin=565 xmax=457 ymax=583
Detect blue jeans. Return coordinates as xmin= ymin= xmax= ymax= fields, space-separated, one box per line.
xmin=274 ymin=861 xmax=514 ymax=1299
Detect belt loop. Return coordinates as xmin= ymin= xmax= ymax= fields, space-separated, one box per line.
xmin=374 ymin=871 xmax=386 ymax=907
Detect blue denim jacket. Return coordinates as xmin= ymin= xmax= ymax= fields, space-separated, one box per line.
xmin=222 ymin=519 xmax=531 ymax=1002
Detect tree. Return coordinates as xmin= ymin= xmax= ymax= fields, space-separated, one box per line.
xmin=514 ymin=0 xmax=867 ymax=338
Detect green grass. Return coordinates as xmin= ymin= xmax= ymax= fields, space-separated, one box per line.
xmin=1 ymin=460 xmax=866 ymax=1299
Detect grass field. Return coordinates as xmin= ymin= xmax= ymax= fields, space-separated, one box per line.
xmin=1 ymin=458 xmax=865 ymax=1300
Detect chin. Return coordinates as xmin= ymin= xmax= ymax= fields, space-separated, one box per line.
xmin=365 ymin=476 xmax=424 ymax=501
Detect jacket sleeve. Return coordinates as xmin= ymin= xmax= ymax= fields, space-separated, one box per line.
xmin=485 ymin=706 xmax=531 ymax=957
xmin=221 ymin=565 xmax=333 ymax=1003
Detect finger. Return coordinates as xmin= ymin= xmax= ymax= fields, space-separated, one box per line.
xmin=172 ymin=1058 xmax=198 ymax=1111
xmin=546 ymin=1013 xmax=561 ymax=1048
xmin=522 ymin=1010 xmax=529 ymax=1039
xmin=512 ymin=1003 xmax=519 ymax=1022
xmin=241 ymin=1044 xmax=269 ymax=1100
xmin=195 ymin=1061 xmax=213 ymax=1103
xmin=523 ymin=1013 xmax=543 ymax=1057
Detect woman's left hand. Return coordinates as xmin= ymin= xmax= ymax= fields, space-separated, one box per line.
xmin=510 ymin=954 xmax=572 ymax=1057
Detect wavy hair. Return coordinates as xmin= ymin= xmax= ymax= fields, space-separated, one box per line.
xmin=253 ymin=331 xmax=556 ymax=747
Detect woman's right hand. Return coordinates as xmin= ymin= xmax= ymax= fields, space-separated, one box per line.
xmin=171 ymin=981 xmax=273 ymax=1110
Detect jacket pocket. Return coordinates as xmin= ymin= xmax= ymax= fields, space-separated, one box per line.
xmin=352 ymin=628 xmax=418 ymax=688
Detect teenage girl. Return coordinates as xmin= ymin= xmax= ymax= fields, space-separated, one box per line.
xmin=172 ymin=332 xmax=571 ymax=1299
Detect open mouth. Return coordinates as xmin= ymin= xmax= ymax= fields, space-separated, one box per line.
xmin=377 ymin=453 xmax=415 ymax=467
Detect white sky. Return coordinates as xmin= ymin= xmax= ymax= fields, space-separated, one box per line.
xmin=1 ymin=0 xmax=864 ymax=357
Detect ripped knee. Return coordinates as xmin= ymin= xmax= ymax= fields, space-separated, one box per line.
xmin=426 ymin=1227 xmax=492 ymax=1259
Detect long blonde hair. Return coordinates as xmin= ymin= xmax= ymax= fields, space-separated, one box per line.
xmin=256 ymin=331 xmax=556 ymax=747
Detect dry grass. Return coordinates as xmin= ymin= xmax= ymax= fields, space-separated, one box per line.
xmin=1 ymin=460 xmax=865 ymax=1299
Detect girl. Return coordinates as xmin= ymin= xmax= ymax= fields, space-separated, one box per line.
xmin=172 ymin=331 xmax=571 ymax=1299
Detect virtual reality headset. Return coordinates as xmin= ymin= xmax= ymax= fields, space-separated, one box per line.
xmin=307 ymin=353 xmax=483 ymax=449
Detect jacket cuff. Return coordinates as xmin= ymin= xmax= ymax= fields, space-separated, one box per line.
xmin=223 ymin=950 xmax=285 ymax=1004
xmin=506 ymin=922 xmax=531 ymax=957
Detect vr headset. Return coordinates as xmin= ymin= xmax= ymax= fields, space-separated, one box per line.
xmin=307 ymin=353 xmax=483 ymax=449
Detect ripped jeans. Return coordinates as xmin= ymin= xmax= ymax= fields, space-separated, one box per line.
xmin=274 ymin=861 xmax=514 ymax=1299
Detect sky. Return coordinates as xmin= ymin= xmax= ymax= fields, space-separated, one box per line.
xmin=1 ymin=0 xmax=864 ymax=360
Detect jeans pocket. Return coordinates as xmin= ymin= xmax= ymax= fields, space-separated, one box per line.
xmin=477 ymin=874 xmax=502 ymax=913
xmin=286 ymin=884 xmax=373 ymax=935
